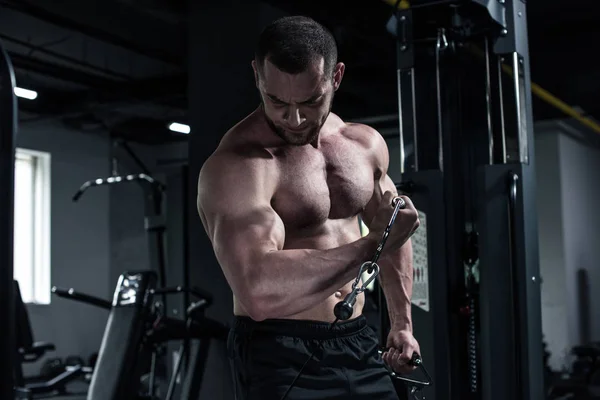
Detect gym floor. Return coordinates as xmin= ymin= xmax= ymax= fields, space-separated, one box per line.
xmin=35 ymin=382 xmax=87 ymax=400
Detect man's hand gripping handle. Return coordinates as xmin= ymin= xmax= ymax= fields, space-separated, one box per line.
xmin=334 ymin=196 xmax=406 ymax=321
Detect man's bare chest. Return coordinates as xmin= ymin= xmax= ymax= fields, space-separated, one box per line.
xmin=271 ymin=142 xmax=375 ymax=228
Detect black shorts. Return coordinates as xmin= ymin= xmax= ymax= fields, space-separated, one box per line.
xmin=227 ymin=315 xmax=400 ymax=400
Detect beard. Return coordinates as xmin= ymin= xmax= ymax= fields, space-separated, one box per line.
xmin=261 ymin=95 xmax=334 ymax=147
xmin=266 ymin=118 xmax=320 ymax=146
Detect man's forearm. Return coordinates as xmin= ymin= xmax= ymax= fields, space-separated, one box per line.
xmin=245 ymin=236 xmax=379 ymax=320
xmin=378 ymin=239 xmax=414 ymax=331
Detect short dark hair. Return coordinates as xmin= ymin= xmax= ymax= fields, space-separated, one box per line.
xmin=255 ymin=16 xmax=338 ymax=78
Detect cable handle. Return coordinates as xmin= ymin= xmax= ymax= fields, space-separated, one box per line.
xmin=335 ymin=196 xmax=407 ymax=321
xmin=368 ymin=196 xmax=407 ymax=272
xmin=377 ymin=349 xmax=433 ymax=399
xmin=333 ymin=262 xmax=380 ymax=321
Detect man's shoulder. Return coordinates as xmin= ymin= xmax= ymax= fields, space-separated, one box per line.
xmin=200 ymin=129 xmax=276 ymax=185
xmin=328 ymin=116 xmax=389 ymax=171
xmin=338 ymin=119 xmax=387 ymax=152
xmin=208 ymin=113 xmax=275 ymax=166
xmin=198 ymin=146 xmax=276 ymax=209
xmin=205 ymin=148 xmax=273 ymax=178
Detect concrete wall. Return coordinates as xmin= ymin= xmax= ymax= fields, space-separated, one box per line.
xmin=533 ymin=120 xmax=600 ymax=370
xmin=555 ymin=124 xmax=600 ymax=359
xmin=534 ymin=123 xmax=570 ymax=370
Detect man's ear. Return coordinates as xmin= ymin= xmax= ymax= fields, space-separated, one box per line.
xmin=333 ymin=62 xmax=345 ymax=91
xmin=251 ymin=60 xmax=260 ymax=88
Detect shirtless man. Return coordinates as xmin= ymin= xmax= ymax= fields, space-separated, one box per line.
xmin=197 ymin=16 xmax=421 ymax=400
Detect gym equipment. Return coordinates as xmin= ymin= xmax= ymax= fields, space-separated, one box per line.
xmin=72 ymin=138 xmax=168 ymax=307
xmin=14 ymin=282 xmax=55 ymax=365
xmin=86 ymin=270 xmax=227 ymax=400
xmin=334 ymin=196 xmax=405 ymax=321
xmin=384 ymin=1 xmax=544 ymax=399
xmin=69 ymin=140 xmax=219 ymax=399
xmin=280 ymin=196 xmax=432 ymax=400
xmin=51 ymin=286 xmax=112 ymax=310
xmin=164 ymin=299 xmax=211 ymax=400
xmin=13 ymin=280 xmax=91 ymax=400
xmin=378 ymin=350 xmax=433 ymax=400
xmin=49 ymin=286 xmax=113 ymax=387
xmin=54 ymin=271 xmax=228 ymax=400
xmin=71 ymin=139 xmax=172 ymax=394
xmin=0 ymin=37 xmax=17 ymax=400
xmin=572 ymin=343 xmax=600 ymax=387
xmin=547 ymin=342 xmax=600 ymax=399
xmin=338 ymin=196 xmax=433 ymax=400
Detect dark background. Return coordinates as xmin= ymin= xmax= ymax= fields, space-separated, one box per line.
xmin=4 ymin=0 xmax=600 ymax=399
xmin=3 ymin=0 xmax=599 ymax=143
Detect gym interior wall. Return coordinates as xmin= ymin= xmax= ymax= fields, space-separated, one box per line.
xmin=16 ymin=119 xmax=112 ymax=377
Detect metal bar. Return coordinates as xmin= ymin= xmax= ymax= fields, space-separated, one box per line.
xmin=181 ymin=165 xmax=191 ymax=383
xmin=507 ymin=171 xmax=522 ymax=398
xmin=395 ymin=8 xmax=414 ymax=174
xmin=394 ymin=0 xmax=600 ymax=140
xmin=116 ymin=139 xmax=152 ymax=176
xmin=179 ymin=339 xmax=211 ymax=399
xmin=497 ymin=56 xmax=507 ymax=163
xmin=0 ymin=40 xmax=17 ymax=400
xmin=529 ymin=81 xmax=600 ymax=135
xmin=410 ymin=68 xmax=418 ymax=171
xmin=397 ymin=69 xmax=406 ymax=174
xmin=435 ymin=29 xmax=446 ymax=171
xmin=395 ymin=68 xmax=417 ymax=171
xmin=166 ymin=344 xmax=186 ymax=400
xmin=149 ymin=351 xmax=157 ymax=397
xmin=144 ymin=186 xmax=168 ymax=311
xmin=378 ymin=284 xmax=388 ymax=350
xmin=484 ymin=37 xmax=494 ymax=165
xmin=349 ymin=114 xmax=398 ymax=125
xmin=469 ymin=44 xmax=600 ymax=136
xmin=481 ymin=2 xmax=544 ymax=399
xmin=512 ymin=53 xmax=528 ymax=164
xmin=478 ymin=165 xmax=518 ymax=400
xmin=51 ymin=286 xmax=112 ymax=310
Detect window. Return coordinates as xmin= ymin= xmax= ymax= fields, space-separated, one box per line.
xmin=13 ymin=148 xmax=51 ymax=304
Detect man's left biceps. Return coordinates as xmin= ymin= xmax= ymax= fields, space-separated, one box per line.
xmin=381 ymin=174 xmax=398 ymax=194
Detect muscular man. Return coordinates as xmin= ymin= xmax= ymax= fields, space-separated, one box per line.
xmin=198 ymin=16 xmax=421 ymax=400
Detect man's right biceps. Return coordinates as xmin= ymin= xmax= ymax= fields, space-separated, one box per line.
xmin=214 ymin=232 xmax=257 ymax=271
xmin=217 ymin=251 xmax=261 ymax=301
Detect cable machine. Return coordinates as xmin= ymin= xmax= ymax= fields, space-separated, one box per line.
xmin=385 ymin=1 xmax=544 ymax=399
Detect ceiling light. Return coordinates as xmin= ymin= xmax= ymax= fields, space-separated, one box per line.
xmin=168 ymin=122 xmax=190 ymax=134
xmin=14 ymin=87 xmax=38 ymax=100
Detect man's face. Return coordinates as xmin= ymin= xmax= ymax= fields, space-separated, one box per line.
xmin=253 ymin=57 xmax=344 ymax=146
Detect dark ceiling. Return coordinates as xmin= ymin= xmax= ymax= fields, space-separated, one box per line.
xmin=0 ymin=0 xmax=187 ymax=144
xmin=1 ymin=0 xmax=599 ymax=145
